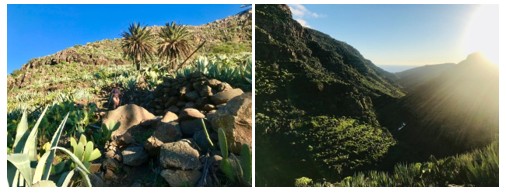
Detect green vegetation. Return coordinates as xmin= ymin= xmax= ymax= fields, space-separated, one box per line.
xmin=291 ymin=116 xmax=395 ymax=177
xmin=177 ymin=54 xmax=252 ymax=90
xmin=301 ymin=141 xmax=498 ymax=187
xmin=7 ymin=107 xmax=93 ymax=187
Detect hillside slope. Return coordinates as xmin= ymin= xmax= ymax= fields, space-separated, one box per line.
xmin=395 ymin=53 xmax=498 ymax=155
xmin=255 ymin=4 xmax=402 ymax=186
xmin=7 ymin=11 xmax=252 ymax=112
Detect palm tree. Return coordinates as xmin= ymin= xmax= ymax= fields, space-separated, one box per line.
xmin=121 ymin=22 xmax=155 ymax=71
xmin=157 ymin=22 xmax=192 ymax=70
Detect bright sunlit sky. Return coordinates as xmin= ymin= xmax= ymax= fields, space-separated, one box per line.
xmin=7 ymin=4 xmax=248 ymax=74
xmin=288 ymin=4 xmax=499 ymax=68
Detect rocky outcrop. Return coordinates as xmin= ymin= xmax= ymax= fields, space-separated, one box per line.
xmin=208 ymin=92 xmax=252 ymax=154
xmin=103 ymin=104 xmax=156 ymax=146
xmin=150 ymin=73 xmax=244 ymax=115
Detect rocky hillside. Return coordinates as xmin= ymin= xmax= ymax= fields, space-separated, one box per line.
xmin=8 ymin=10 xmax=252 ymax=90
xmin=256 ymin=5 xmax=403 ymax=126
xmin=255 ymin=4 xmax=402 ymax=186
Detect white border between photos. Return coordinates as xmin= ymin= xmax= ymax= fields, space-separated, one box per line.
xmin=1 ymin=0 xmax=504 ymax=193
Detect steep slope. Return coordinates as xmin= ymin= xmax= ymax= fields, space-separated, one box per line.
xmin=255 ymin=5 xmax=402 ymax=186
xmin=395 ymin=63 xmax=456 ymax=91
xmin=384 ymin=53 xmax=498 ymax=156
xmin=256 ymin=4 xmax=403 ymax=125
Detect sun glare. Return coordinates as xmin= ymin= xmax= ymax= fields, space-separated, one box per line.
xmin=461 ymin=5 xmax=499 ymax=65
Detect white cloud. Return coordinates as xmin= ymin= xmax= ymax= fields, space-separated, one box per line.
xmin=288 ymin=4 xmax=323 ymax=28
xmin=289 ymin=4 xmax=323 ymax=18
xmin=295 ymin=18 xmax=310 ymax=27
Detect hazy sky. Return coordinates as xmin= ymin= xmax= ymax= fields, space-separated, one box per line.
xmin=288 ymin=4 xmax=499 ymax=66
xmin=7 ymin=4 xmax=247 ymax=74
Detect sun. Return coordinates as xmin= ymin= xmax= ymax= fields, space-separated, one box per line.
xmin=461 ymin=5 xmax=499 ymax=65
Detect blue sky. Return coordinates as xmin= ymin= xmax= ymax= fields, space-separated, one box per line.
xmin=7 ymin=4 xmax=247 ymax=74
xmin=288 ymin=4 xmax=498 ymax=67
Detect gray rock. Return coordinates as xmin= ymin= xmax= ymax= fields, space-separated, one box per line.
xmin=180 ymin=119 xmax=211 ymax=137
xmin=209 ymin=92 xmax=252 ymax=154
xmin=207 ymin=79 xmax=222 ymax=87
xmin=179 ymin=108 xmax=205 ymax=120
xmin=160 ymin=140 xmax=201 ymax=170
xmin=160 ymin=169 xmax=201 ymax=187
xmin=210 ymin=88 xmax=244 ymax=105
xmin=161 ymin=111 xmax=178 ymax=123
xmin=104 ymin=104 xmax=156 ymax=146
xmin=145 ymin=122 xmax=182 ymax=156
xmin=217 ymin=82 xmax=233 ymax=92
xmin=122 ymin=146 xmax=149 ymax=166
xmin=88 ymin=173 xmax=104 ymax=187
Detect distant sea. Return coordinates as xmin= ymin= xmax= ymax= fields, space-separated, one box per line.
xmin=377 ymin=65 xmax=423 ymax=73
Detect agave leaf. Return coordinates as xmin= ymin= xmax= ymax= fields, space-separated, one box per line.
xmin=11 ymin=170 xmax=20 ymax=187
xmin=24 ymin=106 xmax=50 ymax=160
xmin=240 ymin=144 xmax=252 ymax=184
xmin=89 ymin=149 xmax=102 ymax=162
xmin=7 ymin=154 xmax=33 ymax=187
xmin=75 ymin=166 xmax=92 ymax=187
xmin=51 ymin=147 xmax=90 ymax=174
xmin=83 ymin=141 xmax=94 ymax=162
xmin=43 ymin=113 xmax=70 ymax=180
xmin=33 ymin=151 xmax=50 ymax=184
xmin=75 ymin=142 xmax=85 ymax=161
xmin=79 ymin=134 xmax=87 ymax=145
xmin=70 ymin=137 xmax=77 ymax=150
xmin=58 ymin=170 xmax=75 ymax=187
xmin=218 ymin=128 xmax=228 ymax=159
xmin=13 ymin=111 xmax=29 ymax=153
xmin=32 ymin=180 xmax=57 ymax=187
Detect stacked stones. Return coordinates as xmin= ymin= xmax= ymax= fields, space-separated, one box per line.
xmin=150 ymin=73 xmax=244 ymax=116
xmin=100 ymin=81 xmax=251 ymax=186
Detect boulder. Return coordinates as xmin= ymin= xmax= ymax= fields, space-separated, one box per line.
xmin=161 ymin=111 xmax=178 ymax=123
xmin=160 ymin=169 xmax=201 ymax=187
xmin=145 ymin=122 xmax=182 ymax=155
xmin=160 ymin=140 xmax=201 ymax=170
xmin=104 ymin=104 xmax=156 ymax=146
xmin=122 ymin=146 xmax=149 ymax=166
xmin=210 ymin=88 xmax=244 ymax=105
xmin=180 ymin=119 xmax=211 ymax=137
xmin=209 ymin=92 xmax=252 ymax=154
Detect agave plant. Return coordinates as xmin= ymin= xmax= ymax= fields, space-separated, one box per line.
xmin=7 ymin=106 xmax=93 ymax=187
xmin=217 ymin=128 xmax=252 ymax=186
xmin=70 ymin=135 xmax=101 ymax=170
